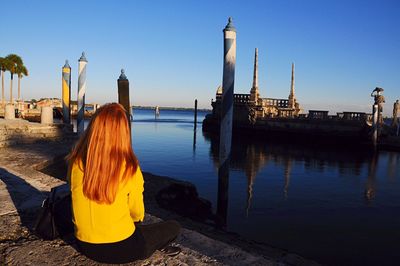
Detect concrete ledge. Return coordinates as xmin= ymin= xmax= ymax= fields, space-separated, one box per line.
xmin=0 ymin=119 xmax=75 ymax=148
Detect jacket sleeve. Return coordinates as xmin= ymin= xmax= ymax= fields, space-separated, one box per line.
xmin=128 ymin=166 xmax=145 ymax=222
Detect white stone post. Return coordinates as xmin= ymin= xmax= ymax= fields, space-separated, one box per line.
xmin=4 ymin=104 xmax=15 ymax=120
xmin=217 ymin=17 xmax=236 ymax=228
xmin=77 ymin=52 xmax=87 ymax=135
xmin=372 ymin=104 xmax=378 ymax=148
xmin=62 ymin=60 xmax=72 ymax=124
xmin=41 ymin=106 xmax=53 ymax=124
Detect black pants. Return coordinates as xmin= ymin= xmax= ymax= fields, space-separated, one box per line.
xmin=77 ymin=220 xmax=181 ymax=264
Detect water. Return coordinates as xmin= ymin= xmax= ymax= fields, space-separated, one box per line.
xmin=91 ymin=108 xmax=400 ymax=265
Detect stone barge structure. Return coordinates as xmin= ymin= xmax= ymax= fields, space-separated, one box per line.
xmin=203 ymin=48 xmax=373 ymax=143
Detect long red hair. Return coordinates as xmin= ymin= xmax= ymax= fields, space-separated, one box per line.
xmin=67 ymin=103 xmax=138 ymax=204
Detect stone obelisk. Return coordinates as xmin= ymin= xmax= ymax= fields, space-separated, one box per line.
xmin=77 ymin=52 xmax=87 ymax=135
xmin=217 ymin=17 xmax=236 ymax=228
xmin=250 ymin=48 xmax=259 ymax=103
xmin=288 ymin=63 xmax=295 ymax=109
xmin=62 ymin=60 xmax=71 ymax=124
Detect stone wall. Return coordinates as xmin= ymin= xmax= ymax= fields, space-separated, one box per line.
xmin=0 ymin=119 xmax=75 ymax=148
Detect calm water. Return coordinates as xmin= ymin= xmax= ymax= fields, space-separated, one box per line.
xmin=128 ymin=109 xmax=398 ymax=265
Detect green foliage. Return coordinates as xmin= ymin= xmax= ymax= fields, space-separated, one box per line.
xmin=16 ymin=64 xmax=28 ymax=78
xmin=0 ymin=54 xmax=28 ymax=77
xmin=0 ymin=57 xmax=6 ymax=71
xmin=5 ymin=54 xmax=23 ymax=66
xmin=5 ymin=54 xmax=24 ymax=78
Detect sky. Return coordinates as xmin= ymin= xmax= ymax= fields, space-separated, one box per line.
xmin=1 ymin=0 xmax=399 ymax=114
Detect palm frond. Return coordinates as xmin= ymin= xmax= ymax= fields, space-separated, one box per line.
xmin=5 ymin=54 xmax=23 ymax=66
xmin=16 ymin=64 xmax=29 ymax=78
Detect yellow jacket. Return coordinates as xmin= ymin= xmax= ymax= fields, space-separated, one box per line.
xmin=69 ymin=161 xmax=145 ymax=244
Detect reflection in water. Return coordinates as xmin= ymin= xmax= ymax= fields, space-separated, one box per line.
xmin=203 ymin=132 xmax=385 ymax=223
xmin=387 ymin=152 xmax=400 ymax=181
xmin=243 ymin=144 xmax=269 ymax=216
xmin=283 ymin=158 xmax=292 ymax=200
xmin=216 ymin=165 xmax=229 ymax=228
xmin=193 ymin=128 xmax=197 ymax=155
xmin=365 ymin=155 xmax=378 ymax=203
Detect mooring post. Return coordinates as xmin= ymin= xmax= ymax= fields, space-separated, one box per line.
xmin=117 ymin=69 xmax=131 ymax=122
xmin=62 ymin=60 xmax=71 ymax=124
xmin=77 ymin=52 xmax=87 ymax=135
xmin=4 ymin=104 xmax=15 ymax=120
xmin=194 ymin=99 xmax=198 ymax=129
xmin=217 ymin=17 xmax=236 ymax=228
xmin=41 ymin=106 xmax=53 ymax=124
xmin=372 ymin=104 xmax=378 ymax=148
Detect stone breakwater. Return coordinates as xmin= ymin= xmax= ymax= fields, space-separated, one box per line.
xmin=0 ymin=121 xmax=318 ymax=265
xmin=0 ymin=119 xmax=75 ymax=148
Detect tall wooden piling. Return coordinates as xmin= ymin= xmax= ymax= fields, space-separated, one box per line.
xmin=217 ymin=17 xmax=236 ymax=228
xmin=77 ymin=52 xmax=87 ymax=135
xmin=62 ymin=60 xmax=71 ymax=124
xmin=194 ymin=99 xmax=198 ymax=129
xmin=117 ymin=69 xmax=131 ymax=122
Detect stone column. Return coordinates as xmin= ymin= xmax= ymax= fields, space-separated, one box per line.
xmin=41 ymin=106 xmax=53 ymax=124
xmin=372 ymin=104 xmax=378 ymax=148
xmin=62 ymin=60 xmax=72 ymax=124
xmin=217 ymin=17 xmax=236 ymax=228
xmin=4 ymin=104 xmax=15 ymax=120
xmin=77 ymin=52 xmax=87 ymax=135
xmin=391 ymin=100 xmax=399 ymax=127
xmin=1 ymin=70 xmax=4 ymax=107
xmin=117 ymin=69 xmax=131 ymax=121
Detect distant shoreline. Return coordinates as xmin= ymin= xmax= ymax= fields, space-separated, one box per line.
xmin=132 ymin=106 xmax=211 ymax=112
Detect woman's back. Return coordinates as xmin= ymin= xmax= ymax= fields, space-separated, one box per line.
xmin=70 ymin=160 xmax=144 ymax=244
xmin=67 ymin=103 xmax=180 ymax=263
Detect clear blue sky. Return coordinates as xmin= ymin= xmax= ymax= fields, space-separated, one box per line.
xmin=1 ymin=0 xmax=399 ymax=114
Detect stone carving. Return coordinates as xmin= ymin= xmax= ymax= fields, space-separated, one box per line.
xmin=371 ymin=87 xmax=385 ymax=124
xmin=392 ymin=100 xmax=399 ymax=127
xmin=247 ymin=106 xmax=257 ymax=125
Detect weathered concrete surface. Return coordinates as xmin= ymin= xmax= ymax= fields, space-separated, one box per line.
xmin=0 ymin=140 xmax=319 ymax=265
xmin=0 ymin=118 xmax=74 ymax=148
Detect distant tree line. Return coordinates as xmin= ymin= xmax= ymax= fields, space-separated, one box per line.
xmin=0 ymin=54 xmax=29 ymax=105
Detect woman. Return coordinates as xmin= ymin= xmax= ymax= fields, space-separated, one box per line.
xmin=67 ymin=103 xmax=181 ymax=264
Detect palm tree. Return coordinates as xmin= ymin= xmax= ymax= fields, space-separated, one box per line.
xmin=5 ymin=54 xmax=23 ymax=104
xmin=16 ymin=64 xmax=28 ymax=101
xmin=0 ymin=57 xmax=7 ymax=106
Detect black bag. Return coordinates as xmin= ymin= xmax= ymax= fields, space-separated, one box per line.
xmin=34 ymin=184 xmax=74 ymax=240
